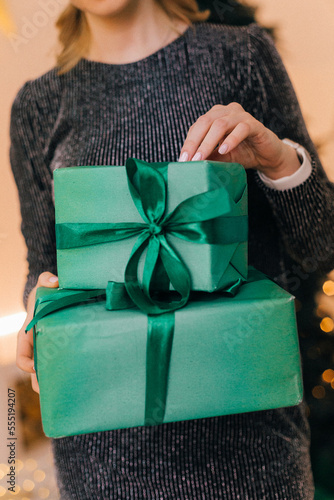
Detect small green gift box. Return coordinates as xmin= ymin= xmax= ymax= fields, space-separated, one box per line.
xmin=54 ymin=159 xmax=248 ymax=295
xmin=31 ymin=269 xmax=303 ymax=438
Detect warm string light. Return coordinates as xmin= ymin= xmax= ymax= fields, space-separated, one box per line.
xmin=316 ymin=305 xmax=327 ymax=317
xmin=312 ymin=385 xmax=326 ymax=399
xmin=322 ymin=369 xmax=334 ymax=384
xmin=9 ymin=485 xmax=21 ymax=496
xmin=23 ymin=479 xmax=35 ymax=492
xmin=316 ymin=279 xmax=334 ymax=401
xmin=38 ymin=487 xmax=50 ymax=498
xmin=34 ymin=469 xmax=46 ymax=482
xmin=320 ymin=317 xmax=334 ymax=333
xmin=0 ymin=460 xmax=49 ymax=497
xmin=323 ymin=280 xmax=334 ymax=296
xmin=0 ymin=0 xmax=15 ymax=35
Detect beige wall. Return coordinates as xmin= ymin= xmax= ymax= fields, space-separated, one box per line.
xmin=252 ymin=0 xmax=334 ymax=174
xmin=1 ymin=0 xmax=334 ymax=317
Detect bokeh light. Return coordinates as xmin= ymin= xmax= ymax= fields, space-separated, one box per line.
xmin=316 ymin=305 xmax=327 ymax=317
xmin=320 ymin=317 xmax=334 ymax=333
xmin=323 ymin=280 xmax=334 ymax=296
xmin=10 ymin=485 xmax=21 ymax=496
xmin=312 ymin=385 xmax=326 ymax=399
xmin=322 ymin=369 xmax=334 ymax=383
xmin=34 ymin=469 xmax=46 ymax=482
xmin=38 ymin=487 xmax=50 ymax=499
xmin=23 ymin=479 xmax=35 ymax=492
xmin=0 ymin=486 xmax=6 ymax=497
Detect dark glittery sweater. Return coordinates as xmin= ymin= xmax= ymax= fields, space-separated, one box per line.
xmin=10 ymin=21 xmax=334 ymax=499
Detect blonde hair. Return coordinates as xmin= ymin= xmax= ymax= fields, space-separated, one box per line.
xmin=56 ymin=1 xmax=210 ymax=74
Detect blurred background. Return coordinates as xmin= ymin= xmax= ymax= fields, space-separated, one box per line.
xmin=0 ymin=0 xmax=333 ymax=498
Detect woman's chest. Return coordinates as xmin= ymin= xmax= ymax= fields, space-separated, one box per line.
xmin=48 ymin=69 xmax=252 ymax=172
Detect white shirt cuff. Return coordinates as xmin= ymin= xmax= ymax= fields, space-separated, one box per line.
xmin=257 ymin=139 xmax=313 ymax=191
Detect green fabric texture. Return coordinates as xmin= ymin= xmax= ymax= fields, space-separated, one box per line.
xmin=33 ymin=269 xmax=303 ymax=438
xmin=54 ymin=160 xmax=248 ymax=293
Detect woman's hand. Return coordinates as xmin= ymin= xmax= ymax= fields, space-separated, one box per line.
xmin=17 ymin=272 xmax=59 ymax=393
xmin=178 ymin=103 xmax=301 ymax=180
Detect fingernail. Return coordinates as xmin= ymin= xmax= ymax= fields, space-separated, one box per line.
xmin=218 ymin=143 xmax=228 ymax=155
xmin=192 ymin=152 xmax=202 ymax=162
xmin=49 ymin=276 xmax=58 ymax=283
xmin=178 ymin=152 xmax=189 ymax=162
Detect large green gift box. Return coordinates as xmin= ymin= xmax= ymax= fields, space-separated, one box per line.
xmin=33 ymin=269 xmax=303 ymax=438
xmin=54 ymin=159 xmax=248 ymax=293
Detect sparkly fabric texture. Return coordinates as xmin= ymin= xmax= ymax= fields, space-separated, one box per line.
xmin=10 ymin=21 xmax=334 ymax=499
xmin=52 ymin=408 xmax=313 ymax=500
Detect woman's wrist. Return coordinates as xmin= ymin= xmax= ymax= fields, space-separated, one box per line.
xmin=258 ymin=141 xmax=302 ymax=180
xmin=256 ymin=139 xmax=313 ymax=191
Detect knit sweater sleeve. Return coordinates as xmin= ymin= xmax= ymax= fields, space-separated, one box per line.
xmin=10 ymin=80 xmax=57 ymax=308
xmin=247 ymin=23 xmax=334 ymax=274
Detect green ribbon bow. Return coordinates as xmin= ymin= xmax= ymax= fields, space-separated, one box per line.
xmin=56 ymin=158 xmax=248 ymax=315
xmin=28 ymin=158 xmax=248 ymax=426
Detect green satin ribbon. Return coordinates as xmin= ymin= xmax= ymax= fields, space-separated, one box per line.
xmin=145 ymin=312 xmax=175 ymax=426
xmin=56 ymin=158 xmax=248 ymax=315
xmin=27 ymin=285 xmax=174 ymax=425
xmin=26 ymin=269 xmax=263 ymax=426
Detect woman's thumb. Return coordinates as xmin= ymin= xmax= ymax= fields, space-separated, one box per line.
xmin=37 ymin=272 xmax=59 ymax=288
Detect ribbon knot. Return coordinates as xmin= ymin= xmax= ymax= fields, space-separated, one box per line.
xmin=149 ymin=223 xmax=163 ymax=236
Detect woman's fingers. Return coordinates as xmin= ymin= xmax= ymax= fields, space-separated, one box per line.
xmin=179 ymin=116 xmax=213 ymax=162
xmin=179 ymin=103 xmax=257 ymax=162
xmin=178 ymin=105 xmax=230 ymax=161
xmin=16 ymin=272 xmax=58 ymax=377
xmin=192 ymin=115 xmax=245 ymax=161
xmin=218 ymin=121 xmax=252 ymax=156
xmin=16 ymin=328 xmax=35 ymax=373
xmin=31 ymin=373 xmax=40 ymax=394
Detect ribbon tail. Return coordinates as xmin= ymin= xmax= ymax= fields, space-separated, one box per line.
xmin=25 ymin=289 xmax=106 ymax=332
xmin=144 ymin=312 xmax=175 ymax=426
xmin=220 ymin=276 xmax=245 ymax=296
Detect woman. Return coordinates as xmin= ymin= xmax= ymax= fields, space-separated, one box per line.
xmin=10 ymin=0 xmax=334 ymax=498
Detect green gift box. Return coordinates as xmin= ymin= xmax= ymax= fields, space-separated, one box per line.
xmin=32 ymin=269 xmax=303 ymax=438
xmin=54 ymin=159 xmax=248 ymax=295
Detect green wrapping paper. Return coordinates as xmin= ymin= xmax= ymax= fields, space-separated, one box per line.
xmin=54 ymin=160 xmax=248 ymax=293
xmin=33 ymin=269 xmax=303 ymax=438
